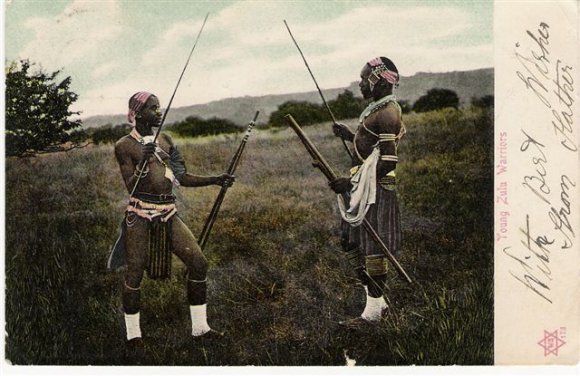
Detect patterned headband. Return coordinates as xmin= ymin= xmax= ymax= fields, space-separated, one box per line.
xmin=127 ymin=91 xmax=153 ymax=124
xmin=367 ymin=57 xmax=399 ymax=85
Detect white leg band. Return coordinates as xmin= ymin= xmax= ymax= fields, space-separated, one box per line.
xmin=124 ymin=312 xmax=142 ymax=340
xmin=190 ymin=304 xmax=211 ymax=336
xmin=361 ymin=293 xmax=387 ymax=322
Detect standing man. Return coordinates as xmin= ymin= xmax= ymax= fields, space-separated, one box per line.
xmin=112 ymin=91 xmax=233 ymax=348
xmin=330 ymin=57 xmax=405 ymax=327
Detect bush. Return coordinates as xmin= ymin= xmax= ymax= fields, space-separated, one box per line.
xmin=413 ymin=88 xmax=459 ymax=113
xmin=90 ymin=123 xmax=132 ymax=145
xmin=471 ymin=95 xmax=494 ymax=109
xmin=268 ymin=90 xmax=369 ymax=127
xmin=5 ymin=59 xmax=84 ymax=157
xmin=398 ymin=100 xmax=412 ymax=114
xmin=268 ymin=100 xmax=326 ymax=127
xmin=169 ymin=116 xmax=241 ymax=138
xmin=329 ymin=90 xmax=366 ymax=119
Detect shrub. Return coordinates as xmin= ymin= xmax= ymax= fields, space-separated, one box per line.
xmin=471 ymin=95 xmax=494 ymax=109
xmin=413 ymin=88 xmax=459 ymax=113
xmin=268 ymin=100 xmax=326 ymax=127
xmin=90 ymin=123 xmax=132 ymax=145
xmin=169 ymin=116 xmax=241 ymax=138
xmin=5 ymin=59 xmax=84 ymax=157
xmin=329 ymin=90 xmax=366 ymax=119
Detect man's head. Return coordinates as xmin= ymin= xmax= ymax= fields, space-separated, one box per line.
xmin=359 ymin=57 xmax=399 ymax=100
xmin=128 ymin=92 xmax=161 ymax=135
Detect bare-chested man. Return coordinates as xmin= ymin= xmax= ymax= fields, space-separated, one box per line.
xmin=113 ymin=91 xmax=233 ymax=349
xmin=330 ymin=57 xmax=405 ymax=327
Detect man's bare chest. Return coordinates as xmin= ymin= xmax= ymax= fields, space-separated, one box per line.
xmin=354 ymin=123 xmax=379 ymax=159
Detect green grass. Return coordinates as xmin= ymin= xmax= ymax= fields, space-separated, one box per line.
xmin=4 ymin=108 xmax=493 ymax=365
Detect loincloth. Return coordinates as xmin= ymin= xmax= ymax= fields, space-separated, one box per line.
xmin=127 ymin=193 xmax=177 ymax=222
xmin=108 ymin=193 xmax=177 ymax=279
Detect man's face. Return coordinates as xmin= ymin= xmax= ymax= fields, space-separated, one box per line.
xmin=359 ymin=64 xmax=373 ymax=99
xmin=139 ymin=96 xmax=162 ymax=129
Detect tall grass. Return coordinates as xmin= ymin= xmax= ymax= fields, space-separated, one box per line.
xmin=5 ymin=107 xmax=493 ymax=365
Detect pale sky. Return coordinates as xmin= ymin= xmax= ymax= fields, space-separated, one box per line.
xmin=4 ymin=0 xmax=493 ymax=118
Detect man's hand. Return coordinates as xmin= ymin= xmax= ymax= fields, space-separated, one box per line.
xmin=329 ymin=177 xmax=352 ymax=194
xmin=141 ymin=142 xmax=156 ymax=160
xmin=215 ymin=173 xmax=235 ymax=187
xmin=332 ymin=122 xmax=354 ymax=141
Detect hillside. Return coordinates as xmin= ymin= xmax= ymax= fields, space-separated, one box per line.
xmin=82 ymin=67 xmax=493 ymax=128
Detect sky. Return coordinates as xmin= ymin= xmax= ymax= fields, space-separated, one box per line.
xmin=4 ymin=0 xmax=493 ymax=118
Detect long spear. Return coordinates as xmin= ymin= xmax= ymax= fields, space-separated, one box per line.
xmin=283 ymin=20 xmax=353 ymax=159
xmin=198 ymin=111 xmax=260 ymax=250
xmin=285 ymin=114 xmax=413 ymax=284
xmin=130 ymin=13 xmax=210 ymax=197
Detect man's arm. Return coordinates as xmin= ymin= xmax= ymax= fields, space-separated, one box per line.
xmin=160 ymin=133 xmax=234 ymax=188
xmin=179 ymin=173 xmax=232 ymax=187
xmin=332 ymin=122 xmax=355 ymax=142
xmin=114 ymin=139 xmax=141 ymax=193
xmin=373 ymin=107 xmax=401 ymax=178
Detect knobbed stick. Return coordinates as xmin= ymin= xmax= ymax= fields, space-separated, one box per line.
xmin=198 ymin=111 xmax=260 ymax=249
xmin=285 ymin=114 xmax=412 ymax=284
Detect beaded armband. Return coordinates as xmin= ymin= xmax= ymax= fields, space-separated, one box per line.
xmin=134 ymin=165 xmax=150 ymax=178
xmin=365 ymin=255 xmax=388 ymax=276
xmin=379 ymin=133 xmax=398 ymax=163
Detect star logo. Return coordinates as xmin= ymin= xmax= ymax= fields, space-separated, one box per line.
xmin=537 ymin=329 xmax=566 ymax=356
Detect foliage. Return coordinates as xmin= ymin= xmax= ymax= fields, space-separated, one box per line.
xmin=398 ymin=100 xmax=412 ymax=114
xmin=89 ymin=123 xmax=132 ymax=145
xmin=169 ymin=116 xmax=241 ymax=138
xmin=412 ymin=88 xmax=459 ymax=113
xmin=5 ymin=107 xmax=493 ymax=365
xmin=268 ymin=100 xmax=327 ymax=127
xmin=5 ymin=60 xmax=85 ymax=157
xmin=328 ymin=90 xmax=366 ymax=119
xmin=268 ymin=90 xmax=367 ymax=127
xmin=471 ymin=95 xmax=494 ymax=109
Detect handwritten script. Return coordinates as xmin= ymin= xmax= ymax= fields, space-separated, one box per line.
xmin=509 ymin=22 xmax=577 ymax=304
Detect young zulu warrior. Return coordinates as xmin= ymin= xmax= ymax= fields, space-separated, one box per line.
xmin=112 ymin=91 xmax=234 ymax=347
xmin=330 ymin=57 xmax=405 ymax=327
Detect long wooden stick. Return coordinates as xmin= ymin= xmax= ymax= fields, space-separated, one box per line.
xmin=285 ymin=114 xmax=412 ymax=284
xmin=130 ymin=13 xmax=210 ymax=197
xmin=283 ymin=20 xmax=353 ymax=159
xmin=198 ymin=111 xmax=260 ymax=250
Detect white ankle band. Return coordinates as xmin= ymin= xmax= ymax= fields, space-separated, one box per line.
xmin=124 ymin=312 xmax=142 ymax=340
xmin=190 ymin=304 xmax=211 ymax=336
xmin=361 ymin=295 xmax=386 ymax=322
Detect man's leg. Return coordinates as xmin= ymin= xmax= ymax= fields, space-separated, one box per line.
xmin=360 ymin=255 xmax=388 ymax=322
xmin=123 ymin=215 xmax=148 ymax=343
xmin=171 ymin=217 xmax=221 ymax=338
xmin=341 ymin=219 xmax=367 ymax=285
xmin=339 ymin=192 xmax=392 ymax=327
xmin=360 ymin=187 xmax=399 ymax=322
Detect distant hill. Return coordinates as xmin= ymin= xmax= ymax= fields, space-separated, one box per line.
xmin=81 ymin=67 xmax=493 ymax=128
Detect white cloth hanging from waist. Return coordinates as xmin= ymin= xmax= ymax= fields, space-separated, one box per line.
xmin=337 ymin=147 xmax=379 ymax=226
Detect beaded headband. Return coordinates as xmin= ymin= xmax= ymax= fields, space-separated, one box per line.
xmin=367 ymin=57 xmax=399 ymax=89
xmin=128 ymin=91 xmax=153 ymax=124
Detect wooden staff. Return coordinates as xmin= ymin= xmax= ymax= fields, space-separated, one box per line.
xmin=285 ymin=114 xmax=413 ymax=284
xmin=198 ymin=111 xmax=260 ymax=250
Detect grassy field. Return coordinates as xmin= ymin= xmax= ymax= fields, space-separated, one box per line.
xmin=4 ymin=107 xmax=493 ymax=366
